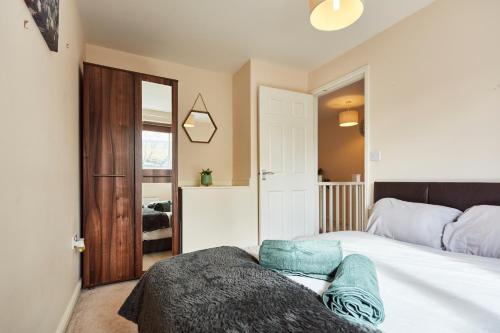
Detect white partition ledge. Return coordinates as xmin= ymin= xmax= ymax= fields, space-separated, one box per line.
xmin=181 ymin=186 xmax=258 ymax=253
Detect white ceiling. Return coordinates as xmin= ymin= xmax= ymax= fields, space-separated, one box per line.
xmin=78 ymin=0 xmax=436 ymax=73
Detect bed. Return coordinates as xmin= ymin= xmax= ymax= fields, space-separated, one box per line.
xmin=247 ymin=231 xmax=500 ymax=332
xmin=123 ymin=182 xmax=500 ymax=333
xmin=142 ymin=199 xmax=172 ymax=254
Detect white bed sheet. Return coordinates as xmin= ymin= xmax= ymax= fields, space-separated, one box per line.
xmin=143 ymin=227 xmax=172 ymax=241
xmin=246 ymin=231 xmax=500 ymax=333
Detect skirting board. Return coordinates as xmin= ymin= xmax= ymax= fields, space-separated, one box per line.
xmin=56 ymin=279 xmax=81 ymax=333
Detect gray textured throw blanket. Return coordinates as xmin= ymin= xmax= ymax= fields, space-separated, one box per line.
xmin=119 ymin=246 xmax=378 ymax=333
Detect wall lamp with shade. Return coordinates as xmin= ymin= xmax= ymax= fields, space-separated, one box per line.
xmin=309 ymin=0 xmax=364 ymax=31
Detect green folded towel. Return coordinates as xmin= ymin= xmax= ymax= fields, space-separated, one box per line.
xmin=322 ymin=254 xmax=385 ymax=326
xmin=259 ymin=239 xmax=342 ymax=281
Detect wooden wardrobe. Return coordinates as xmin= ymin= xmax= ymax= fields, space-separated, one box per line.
xmin=82 ymin=63 xmax=179 ymax=288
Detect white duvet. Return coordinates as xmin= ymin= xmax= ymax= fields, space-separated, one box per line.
xmin=142 ymin=227 xmax=172 ymax=241
xmin=247 ymin=231 xmax=500 ymax=333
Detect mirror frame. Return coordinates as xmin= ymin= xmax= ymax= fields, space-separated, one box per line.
xmin=135 ymin=73 xmax=180 ymax=272
xmin=182 ymin=110 xmax=218 ymax=143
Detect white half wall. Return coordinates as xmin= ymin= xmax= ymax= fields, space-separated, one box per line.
xmin=181 ymin=187 xmax=258 ymax=252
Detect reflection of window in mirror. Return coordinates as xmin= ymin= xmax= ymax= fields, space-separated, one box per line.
xmin=142 ymin=125 xmax=172 ymax=181
xmin=141 ymin=81 xmax=173 ymax=183
xmin=143 ymin=128 xmax=171 ymax=169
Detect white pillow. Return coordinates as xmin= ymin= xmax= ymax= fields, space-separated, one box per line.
xmin=366 ymin=198 xmax=462 ymax=249
xmin=443 ymin=205 xmax=500 ymax=258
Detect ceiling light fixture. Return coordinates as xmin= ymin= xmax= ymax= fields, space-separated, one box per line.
xmin=309 ymin=0 xmax=364 ymax=31
xmin=338 ymin=101 xmax=359 ymax=127
xmin=339 ymin=110 xmax=359 ymax=127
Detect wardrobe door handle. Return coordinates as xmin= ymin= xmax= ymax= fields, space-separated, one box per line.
xmin=92 ymin=174 xmax=126 ymax=177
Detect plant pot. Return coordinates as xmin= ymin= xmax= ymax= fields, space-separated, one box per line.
xmin=201 ymin=174 xmax=212 ymax=186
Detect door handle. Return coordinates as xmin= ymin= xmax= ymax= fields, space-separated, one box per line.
xmin=261 ymin=170 xmax=275 ymax=181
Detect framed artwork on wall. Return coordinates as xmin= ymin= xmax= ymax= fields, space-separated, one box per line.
xmin=24 ymin=0 xmax=59 ymax=52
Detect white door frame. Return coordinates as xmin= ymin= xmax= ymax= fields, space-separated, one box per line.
xmin=310 ymin=65 xmax=371 ymax=215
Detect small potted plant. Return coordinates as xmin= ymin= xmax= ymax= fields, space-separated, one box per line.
xmin=200 ymin=169 xmax=213 ymax=186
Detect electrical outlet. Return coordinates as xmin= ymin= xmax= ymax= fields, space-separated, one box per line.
xmin=72 ymin=234 xmax=85 ymax=252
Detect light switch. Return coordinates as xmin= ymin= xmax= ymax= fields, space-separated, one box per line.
xmin=370 ymin=150 xmax=382 ymax=161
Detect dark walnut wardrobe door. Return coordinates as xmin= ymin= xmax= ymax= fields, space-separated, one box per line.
xmin=83 ymin=64 xmax=136 ymax=288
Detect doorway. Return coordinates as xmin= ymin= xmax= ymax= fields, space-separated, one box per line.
xmin=318 ymin=79 xmax=365 ymax=183
xmin=312 ymin=67 xmax=370 ymax=232
xmin=136 ymin=75 xmax=179 ymax=272
xmin=256 ymin=68 xmax=370 ymax=242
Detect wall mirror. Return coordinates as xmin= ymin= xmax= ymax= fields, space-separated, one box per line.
xmin=182 ymin=110 xmax=217 ymax=143
xmin=182 ymin=93 xmax=217 ymax=143
xmin=141 ymin=80 xmax=174 ymax=271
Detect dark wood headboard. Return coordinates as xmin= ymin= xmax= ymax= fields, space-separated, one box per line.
xmin=374 ymin=182 xmax=500 ymax=211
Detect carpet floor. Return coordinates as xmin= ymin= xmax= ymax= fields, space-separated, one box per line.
xmin=66 ymin=281 xmax=138 ymax=333
xmin=143 ymin=250 xmax=172 ymax=271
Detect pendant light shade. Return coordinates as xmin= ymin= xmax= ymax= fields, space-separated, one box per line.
xmin=339 ymin=110 xmax=359 ymax=127
xmin=309 ymin=0 xmax=364 ymax=31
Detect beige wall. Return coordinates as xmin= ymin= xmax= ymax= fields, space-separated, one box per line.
xmin=232 ymin=61 xmax=251 ymax=185
xmin=0 ymin=1 xmax=84 ymax=332
xmin=142 ymin=183 xmax=172 ymax=202
xmin=85 ymin=44 xmax=234 ymax=186
xmin=310 ymin=0 xmax=500 ymax=197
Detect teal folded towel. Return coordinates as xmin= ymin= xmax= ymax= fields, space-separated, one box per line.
xmin=322 ymin=254 xmax=385 ymax=326
xmin=259 ymin=239 xmax=342 ymax=281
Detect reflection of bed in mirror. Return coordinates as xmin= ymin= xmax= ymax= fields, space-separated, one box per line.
xmin=142 ymin=197 xmax=172 ymax=255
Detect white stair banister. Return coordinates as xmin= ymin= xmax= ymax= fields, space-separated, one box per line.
xmin=318 ymin=182 xmax=366 ymax=233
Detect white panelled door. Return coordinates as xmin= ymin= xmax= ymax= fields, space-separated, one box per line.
xmin=259 ymin=86 xmax=316 ymax=242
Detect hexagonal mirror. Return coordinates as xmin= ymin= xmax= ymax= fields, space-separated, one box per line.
xmin=182 ymin=110 xmax=217 ymax=143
